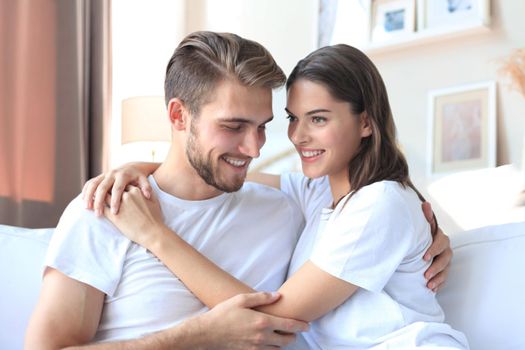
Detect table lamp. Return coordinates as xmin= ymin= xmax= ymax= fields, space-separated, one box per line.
xmin=121 ymin=96 xmax=171 ymax=161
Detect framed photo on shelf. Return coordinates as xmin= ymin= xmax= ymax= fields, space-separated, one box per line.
xmin=417 ymin=0 xmax=491 ymax=31
xmin=427 ymin=81 xmax=496 ymax=176
xmin=370 ymin=0 xmax=415 ymax=43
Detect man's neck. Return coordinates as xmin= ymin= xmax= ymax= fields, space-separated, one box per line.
xmin=153 ymin=153 xmax=224 ymax=201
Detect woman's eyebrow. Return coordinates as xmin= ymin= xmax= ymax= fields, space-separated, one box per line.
xmin=285 ymin=107 xmax=331 ymax=116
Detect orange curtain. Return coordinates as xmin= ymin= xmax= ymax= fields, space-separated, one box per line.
xmin=0 ymin=0 xmax=111 ymax=228
xmin=0 ymin=0 xmax=56 ymax=202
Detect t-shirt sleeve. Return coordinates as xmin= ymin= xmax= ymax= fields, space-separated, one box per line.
xmin=45 ymin=195 xmax=131 ymax=296
xmin=280 ymin=172 xmax=330 ymax=219
xmin=310 ymin=183 xmax=414 ymax=293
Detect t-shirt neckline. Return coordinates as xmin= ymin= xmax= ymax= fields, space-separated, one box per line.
xmin=148 ymin=175 xmax=230 ymax=209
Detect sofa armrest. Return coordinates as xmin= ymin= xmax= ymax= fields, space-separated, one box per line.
xmin=0 ymin=225 xmax=54 ymax=350
xmin=437 ymin=221 xmax=525 ymax=350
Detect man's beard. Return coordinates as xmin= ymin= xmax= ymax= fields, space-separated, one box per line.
xmin=186 ymin=123 xmax=245 ymax=193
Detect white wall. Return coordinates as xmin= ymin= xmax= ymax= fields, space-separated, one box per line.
xmin=371 ymin=1 xmax=525 ymax=177
xmin=111 ymin=0 xmax=186 ymax=165
xmin=111 ymin=0 xmax=318 ymax=167
xmin=366 ymin=1 xmax=525 ymax=232
xmin=186 ymin=0 xmax=319 ymax=169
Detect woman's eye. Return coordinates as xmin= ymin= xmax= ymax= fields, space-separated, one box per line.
xmin=286 ymin=115 xmax=297 ymax=123
xmin=312 ymin=116 xmax=326 ymax=124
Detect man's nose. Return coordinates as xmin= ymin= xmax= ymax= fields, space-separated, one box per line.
xmin=239 ymin=129 xmax=262 ymax=158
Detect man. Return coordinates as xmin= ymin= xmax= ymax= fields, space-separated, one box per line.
xmin=26 ymin=31 xmax=450 ymax=349
xmin=26 ymin=31 xmax=308 ymax=349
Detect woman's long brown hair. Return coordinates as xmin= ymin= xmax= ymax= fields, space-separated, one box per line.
xmin=287 ymin=44 xmax=437 ymax=233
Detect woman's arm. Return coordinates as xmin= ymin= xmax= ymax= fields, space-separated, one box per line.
xmin=88 ymin=166 xmax=451 ymax=290
xmin=82 ymin=164 xmax=280 ymax=214
xmin=105 ymin=187 xmax=357 ymax=323
xmin=246 ymin=172 xmax=281 ymax=189
xmin=82 ymin=162 xmax=160 ymax=215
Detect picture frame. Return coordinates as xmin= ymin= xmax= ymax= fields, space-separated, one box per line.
xmin=427 ymin=81 xmax=496 ymax=176
xmin=370 ymin=0 xmax=416 ymax=43
xmin=417 ymin=0 xmax=491 ymax=31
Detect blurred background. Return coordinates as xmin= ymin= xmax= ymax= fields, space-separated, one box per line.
xmin=1 ymin=0 xmax=524 ymax=231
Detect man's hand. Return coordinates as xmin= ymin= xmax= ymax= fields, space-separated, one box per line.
xmin=189 ymin=292 xmax=308 ymax=349
xmin=81 ymin=162 xmax=156 ymax=216
xmin=421 ymin=202 xmax=452 ymax=292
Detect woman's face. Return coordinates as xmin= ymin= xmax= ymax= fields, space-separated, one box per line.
xmin=286 ymin=79 xmax=371 ymax=182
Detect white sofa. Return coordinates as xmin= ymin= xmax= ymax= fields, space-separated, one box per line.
xmin=1 ymin=222 xmax=525 ymax=350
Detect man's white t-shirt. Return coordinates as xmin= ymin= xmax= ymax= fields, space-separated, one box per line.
xmin=46 ymin=176 xmax=303 ymax=341
xmin=281 ymin=173 xmax=469 ymax=350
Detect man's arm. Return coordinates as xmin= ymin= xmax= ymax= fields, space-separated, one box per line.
xmin=26 ymin=269 xmax=306 ymax=350
xmin=25 ymin=268 xmax=104 ymax=349
xmin=421 ymin=202 xmax=453 ymax=292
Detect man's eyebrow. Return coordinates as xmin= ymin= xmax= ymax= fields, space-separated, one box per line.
xmin=218 ymin=116 xmax=274 ymax=125
xmin=285 ymin=107 xmax=331 ymax=116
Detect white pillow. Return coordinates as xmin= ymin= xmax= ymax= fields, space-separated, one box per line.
xmin=427 ymin=164 xmax=525 ymax=231
xmin=0 ymin=225 xmax=53 ymax=350
xmin=437 ymin=221 xmax=525 ymax=350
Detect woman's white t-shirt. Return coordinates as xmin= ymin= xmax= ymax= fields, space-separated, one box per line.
xmin=281 ymin=173 xmax=468 ymax=349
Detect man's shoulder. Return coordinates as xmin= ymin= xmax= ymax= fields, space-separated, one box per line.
xmin=239 ymin=182 xmax=296 ymax=208
xmin=47 ymin=194 xmax=131 ymax=297
xmin=54 ymin=194 xmax=124 ymax=243
xmin=58 ymin=194 xmax=110 ymax=228
xmin=236 ymin=182 xmax=301 ymax=216
xmin=241 ymin=181 xmax=288 ymax=198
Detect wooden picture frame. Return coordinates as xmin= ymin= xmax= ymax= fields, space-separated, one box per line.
xmin=417 ymin=0 xmax=490 ymax=31
xmin=427 ymin=81 xmax=496 ymax=176
xmin=370 ymin=0 xmax=415 ymax=43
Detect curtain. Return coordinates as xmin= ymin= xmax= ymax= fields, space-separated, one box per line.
xmin=318 ymin=0 xmax=338 ymax=48
xmin=0 ymin=0 xmax=111 ymax=228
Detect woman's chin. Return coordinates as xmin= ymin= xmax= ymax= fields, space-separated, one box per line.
xmin=301 ymin=166 xmax=326 ymax=180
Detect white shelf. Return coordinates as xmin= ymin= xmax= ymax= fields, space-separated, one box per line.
xmin=361 ymin=21 xmax=491 ymax=56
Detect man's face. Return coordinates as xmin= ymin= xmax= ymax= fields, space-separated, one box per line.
xmin=185 ymin=79 xmax=273 ymax=192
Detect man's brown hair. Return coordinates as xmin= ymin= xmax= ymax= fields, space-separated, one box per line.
xmin=165 ymin=31 xmax=286 ymax=115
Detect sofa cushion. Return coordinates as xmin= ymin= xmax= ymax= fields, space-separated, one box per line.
xmin=0 ymin=225 xmax=53 ymax=350
xmin=1 ymin=222 xmax=524 ymax=349
xmin=437 ymin=221 xmax=525 ymax=350
xmin=427 ymin=164 xmax=525 ymax=231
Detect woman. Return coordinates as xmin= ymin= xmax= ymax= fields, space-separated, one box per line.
xmin=85 ymin=44 xmax=467 ymax=349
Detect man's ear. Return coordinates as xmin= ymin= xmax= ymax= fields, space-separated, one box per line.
xmin=167 ymin=98 xmax=189 ymax=130
xmin=360 ymin=112 xmax=373 ymax=138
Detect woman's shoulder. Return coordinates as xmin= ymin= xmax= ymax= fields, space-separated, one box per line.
xmin=337 ymin=181 xmax=415 ymax=219
xmin=281 ymin=172 xmax=329 ymax=190
xmin=352 ymin=180 xmax=406 ymax=203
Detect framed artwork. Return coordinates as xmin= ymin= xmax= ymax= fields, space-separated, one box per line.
xmin=370 ymin=0 xmax=415 ymax=43
xmin=417 ymin=0 xmax=491 ymax=31
xmin=427 ymin=81 xmax=496 ymax=176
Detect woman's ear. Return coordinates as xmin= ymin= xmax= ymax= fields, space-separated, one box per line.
xmin=167 ymin=98 xmax=189 ymax=130
xmin=360 ymin=112 xmax=373 ymax=138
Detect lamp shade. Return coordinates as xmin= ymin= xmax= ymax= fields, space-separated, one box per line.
xmin=121 ymin=96 xmax=171 ymax=144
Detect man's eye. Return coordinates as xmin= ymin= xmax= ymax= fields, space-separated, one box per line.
xmin=286 ymin=115 xmax=297 ymax=123
xmin=223 ymin=125 xmax=242 ymax=131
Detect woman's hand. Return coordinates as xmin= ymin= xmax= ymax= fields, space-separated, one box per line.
xmin=103 ymin=186 xmax=164 ymax=249
xmin=421 ymin=202 xmax=452 ymax=292
xmin=82 ymin=162 xmax=159 ymax=216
